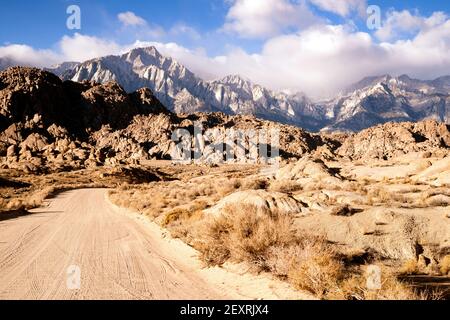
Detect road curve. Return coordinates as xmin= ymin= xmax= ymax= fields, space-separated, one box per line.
xmin=0 ymin=189 xmax=228 ymax=300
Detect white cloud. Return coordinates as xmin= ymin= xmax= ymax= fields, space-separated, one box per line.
xmin=376 ymin=10 xmax=448 ymax=41
xmin=129 ymin=20 xmax=450 ymax=99
xmin=222 ymin=0 xmax=321 ymax=38
xmin=169 ymin=23 xmax=201 ymax=40
xmin=117 ymin=11 xmax=165 ymax=38
xmin=309 ymin=0 xmax=367 ymax=17
xmin=221 ymin=20 xmax=450 ymax=98
xmin=118 ymin=11 xmax=147 ymax=27
xmin=2 ymin=11 xmax=450 ymax=100
xmin=59 ymin=33 xmax=123 ymax=62
xmin=0 ymin=44 xmax=61 ymax=67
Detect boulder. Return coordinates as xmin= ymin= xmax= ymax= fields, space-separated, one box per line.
xmin=205 ymin=189 xmax=307 ymax=217
xmin=6 ymin=144 xmax=17 ymax=158
xmin=19 ymin=133 xmax=48 ymax=153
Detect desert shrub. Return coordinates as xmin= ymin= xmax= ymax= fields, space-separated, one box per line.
xmin=162 ymin=201 xmax=208 ymax=227
xmin=195 ymin=204 xmax=297 ymax=268
xmin=0 ymin=198 xmax=7 ymax=210
xmin=189 ymin=183 xmax=215 ymax=197
xmin=241 ymin=178 xmax=268 ymax=191
xmin=215 ymin=179 xmax=242 ymax=197
xmin=163 ymin=208 xmax=191 ymax=227
xmin=399 ymin=259 xmax=420 ymax=275
xmin=335 ymin=267 xmax=436 ymax=300
xmin=268 ymin=180 xmax=303 ymax=193
xmin=440 ymin=255 xmax=450 ymax=275
xmin=288 ymin=242 xmax=344 ymax=299
xmin=6 ymin=198 xmax=24 ymax=211
xmin=265 ymin=245 xmax=305 ymax=278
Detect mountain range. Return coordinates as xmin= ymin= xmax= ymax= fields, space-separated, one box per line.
xmin=1 ymin=46 xmax=449 ymax=132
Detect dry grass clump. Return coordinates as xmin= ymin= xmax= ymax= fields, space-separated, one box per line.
xmin=366 ymin=187 xmax=423 ymax=207
xmin=162 ymin=201 xmax=208 ymax=227
xmin=193 ymin=202 xmax=442 ymax=300
xmin=268 ymin=180 xmax=303 ymax=193
xmin=240 ymin=178 xmax=268 ymax=191
xmin=335 ymin=268 xmax=430 ymax=300
xmin=400 ymin=259 xmax=420 ymax=275
xmin=195 ymin=204 xmax=297 ymax=268
xmin=287 ymin=242 xmax=345 ymax=299
xmin=440 ymin=255 xmax=450 ymax=275
xmin=398 ymin=255 xmax=450 ymax=277
xmin=215 ymin=178 xmax=242 ymax=197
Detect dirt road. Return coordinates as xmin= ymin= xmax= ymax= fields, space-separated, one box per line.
xmin=0 ymin=189 xmax=304 ymax=300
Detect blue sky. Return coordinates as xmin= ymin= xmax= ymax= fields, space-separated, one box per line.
xmin=0 ymin=0 xmax=234 ymax=53
xmin=1 ymin=0 xmax=450 ymax=98
xmin=2 ymin=0 xmax=449 ymax=51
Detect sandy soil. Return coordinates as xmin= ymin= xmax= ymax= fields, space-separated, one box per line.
xmin=0 ymin=189 xmax=306 ymax=300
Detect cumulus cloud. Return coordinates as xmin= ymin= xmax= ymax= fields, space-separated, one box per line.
xmin=217 ymin=20 xmax=450 ymax=98
xmin=130 ymin=19 xmax=450 ymax=98
xmin=118 ymin=11 xmax=147 ymax=27
xmin=59 ymin=33 xmax=123 ymax=62
xmin=375 ymin=10 xmax=448 ymax=41
xmin=2 ymin=10 xmax=450 ymax=99
xmin=117 ymin=11 xmax=165 ymax=38
xmin=222 ymin=0 xmax=321 ymax=38
xmin=309 ymin=0 xmax=367 ymax=17
xmin=0 ymin=44 xmax=61 ymax=67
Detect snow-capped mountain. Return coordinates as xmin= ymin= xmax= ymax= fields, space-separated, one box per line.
xmin=48 ymin=47 xmax=321 ymax=130
xmin=319 ymin=75 xmax=450 ymax=131
xmin=3 ymin=47 xmax=449 ymax=132
xmin=44 ymin=62 xmax=80 ymax=79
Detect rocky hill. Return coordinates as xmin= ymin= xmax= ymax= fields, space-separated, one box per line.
xmin=0 ymin=67 xmax=330 ymax=173
xmin=338 ymin=120 xmax=450 ymax=160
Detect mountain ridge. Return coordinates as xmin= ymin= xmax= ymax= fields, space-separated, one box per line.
xmin=2 ymin=46 xmax=450 ymax=132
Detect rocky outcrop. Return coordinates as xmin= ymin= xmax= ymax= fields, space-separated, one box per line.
xmin=205 ymin=190 xmax=307 ymax=217
xmin=2 ymin=67 xmax=448 ymax=173
xmin=0 ymin=67 xmax=170 ymax=172
xmin=338 ymin=120 xmax=450 ymax=160
xmin=0 ymin=67 xmax=331 ymax=173
xmin=276 ymin=156 xmax=343 ymax=186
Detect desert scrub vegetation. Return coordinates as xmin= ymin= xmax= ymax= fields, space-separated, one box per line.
xmin=361 ymin=184 xmax=450 ymax=208
xmin=440 ymin=256 xmax=450 ymax=276
xmin=194 ymin=204 xmax=298 ymax=268
xmin=399 ymin=255 xmax=450 ymax=277
xmin=162 ymin=200 xmax=208 ymax=227
xmin=109 ymin=176 xmax=244 ymax=220
xmin=106 ymin=163 xmax=447 ymax=300
xmin=0 ymin=166 xmax=163 ymax=213
xmin=268 ymin=180 xmax=303 ymax=193
xmin=334 ymin=267 xmax=439 ymax=300
xmin=190 ymin=203 xmax=435 ymax=300
xmin=109 ymin=165 xmax=285 ymax=224
xmin=400 ymin=259 xmax=421 ymax=275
